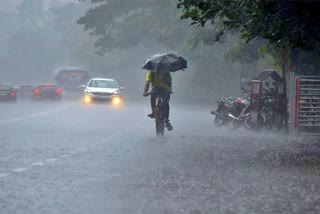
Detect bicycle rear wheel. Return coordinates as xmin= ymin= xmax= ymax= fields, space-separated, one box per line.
xmin=155 ymin=107 xmax=165 ymax=136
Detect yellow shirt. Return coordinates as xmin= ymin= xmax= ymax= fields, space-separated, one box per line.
xmin=146 ymin=71 xmax=172 ymax=92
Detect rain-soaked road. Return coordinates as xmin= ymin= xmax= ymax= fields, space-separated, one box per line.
xmin=0 ymin=96 xmax=320 ymax=214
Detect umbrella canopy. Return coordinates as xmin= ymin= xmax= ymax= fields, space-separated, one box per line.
xmin=142 ymin=53 xmax=187 ymax=72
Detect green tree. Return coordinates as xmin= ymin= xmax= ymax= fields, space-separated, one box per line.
xmin=8 ymin=0 xmax=58 ymax=79
xmin=7 ymin=0 xmax=92 ymax=81
xmin=177 ymin=0 xmax=320 ymax=78
xmin=177 ymin=0 xmax=320 ymax=52
xmin=77 ymin=0 xmax=195 ymax=54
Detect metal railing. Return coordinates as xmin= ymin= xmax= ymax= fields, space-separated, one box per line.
xmin=296 ymin=76 xmax=320 ymax=135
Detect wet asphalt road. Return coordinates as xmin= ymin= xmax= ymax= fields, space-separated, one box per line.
xmin=0 ymin=97 xmax=320 ymax=214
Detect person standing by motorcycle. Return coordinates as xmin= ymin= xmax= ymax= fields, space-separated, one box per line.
xmin=143 ymin=70 xmax=173 ymax=131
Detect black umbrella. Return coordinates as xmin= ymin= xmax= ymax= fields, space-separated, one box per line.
xmin=142 ymin=53 xmax=187 ymax=72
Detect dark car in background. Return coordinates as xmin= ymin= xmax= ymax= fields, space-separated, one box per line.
xmin=0 ymin=84 xmax=17 ymax=102
xmin=17 ymin=85 xmax=34 ymax=100
xmin=33 ymin=84 xmax=62 ymax=101
xmin=54 ymin=67 xmax=91 ymax=91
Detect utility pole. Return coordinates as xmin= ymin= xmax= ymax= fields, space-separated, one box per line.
xmin=281 ymin=47 xmax=291 ymax=83
xmin=281 ymin=48 xmax=286 ymax=81
xmin=281 ymin=47 xmax=291 ymax=131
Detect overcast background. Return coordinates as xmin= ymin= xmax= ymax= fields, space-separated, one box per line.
xmin=0 ymin=0 xmax=274 ymax=104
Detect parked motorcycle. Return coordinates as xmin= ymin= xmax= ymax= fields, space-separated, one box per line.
xmin=211 ymin=83 xmax=288 ymax=131
xmin=211 ymin=93 xmax=249 ymax=128
xmin=228 ymin=98 xmax=250 ymax=129
xmin=210 ymin=96 xmax=235 ymax=127
xmin=224 ymin=88 xmax=251 ymax=129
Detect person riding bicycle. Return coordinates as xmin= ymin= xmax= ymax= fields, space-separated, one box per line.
xmin=143 ymin=70 xmax=173 ymax=131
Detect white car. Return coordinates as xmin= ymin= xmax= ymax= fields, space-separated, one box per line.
xmin=82 ymin=78 xmax=123 ymax=105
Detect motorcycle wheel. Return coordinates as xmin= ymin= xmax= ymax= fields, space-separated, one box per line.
xmin=231 ymin=120 xmax=242 ymax=130
xmin=214 ymin=116 xmax=226 ymax=127
xmin=244 ymin=114 xmax=265 ymax=130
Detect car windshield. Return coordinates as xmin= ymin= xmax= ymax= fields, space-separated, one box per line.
xmin=88 ymin=80 xmax=118 ymax=88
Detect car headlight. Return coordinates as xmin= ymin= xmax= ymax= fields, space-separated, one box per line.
xmin=83 ymin=96 xmax=92 ymax=103
xmin=112 ymin=91 xmax=120 ymax=95
xmin=112 ymin=97 xmax=121 ymax=105
xmin=85 ymin=89 xmax=92 ymax=94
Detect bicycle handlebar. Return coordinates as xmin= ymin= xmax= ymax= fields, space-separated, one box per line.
xmin=144 ymin=91 xmax=174 ymax=97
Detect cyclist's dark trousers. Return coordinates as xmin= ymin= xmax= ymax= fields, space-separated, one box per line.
xmin=151 ymin=87 xmax=170 ymax=120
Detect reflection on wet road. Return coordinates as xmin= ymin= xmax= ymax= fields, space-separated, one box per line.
xmin=0 ymin=99 xmax=319 ymax=214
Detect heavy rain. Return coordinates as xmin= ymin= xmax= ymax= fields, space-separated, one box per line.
xmin=0 ymin=0 xmax=320 ymax=213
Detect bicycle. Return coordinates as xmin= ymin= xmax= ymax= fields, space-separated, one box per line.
xmin=146 ymin=91 xmax=172 ymax=136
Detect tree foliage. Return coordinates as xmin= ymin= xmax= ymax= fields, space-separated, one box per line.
xmin=177 ymin=0 xmax=320 ymax=52
xmin=77 ymin=0 xmax=195 ymax=54
xmin=5 ymin=0 xmax=97 ymax=81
